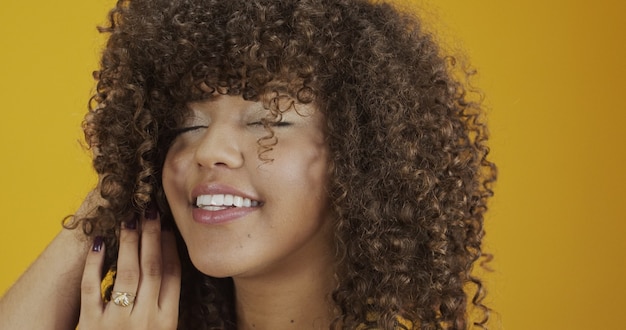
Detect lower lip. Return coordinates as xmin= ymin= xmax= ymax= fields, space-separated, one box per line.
xmin=192 ymin=206 xmax=259 ymax=225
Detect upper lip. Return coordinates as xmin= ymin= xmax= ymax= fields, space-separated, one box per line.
xmin=191 ymin=183 xmax=261 ymax=205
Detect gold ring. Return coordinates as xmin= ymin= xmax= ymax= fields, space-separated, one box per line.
xmin=112 ymin=291 xmax=136 ymax=307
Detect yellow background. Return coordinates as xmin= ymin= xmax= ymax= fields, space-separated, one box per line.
xmin=1 ymin=1 xmax=624 ymax=329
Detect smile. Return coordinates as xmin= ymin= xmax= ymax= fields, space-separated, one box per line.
xmin=196 ymin=194 xmax=260 ymax=210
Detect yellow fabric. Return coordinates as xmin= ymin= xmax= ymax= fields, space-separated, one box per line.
xmin=398 ymin=316 xmax=414 ymax=329
xmin=355 ymin=315 xmax=414 ymax=329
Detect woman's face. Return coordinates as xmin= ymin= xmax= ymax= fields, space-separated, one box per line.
xmin=162 ymin=95 xmax=333 ymax=279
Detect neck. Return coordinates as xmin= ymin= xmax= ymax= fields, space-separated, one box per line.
xmin=233 ymin=251 xmax=336 ymax=329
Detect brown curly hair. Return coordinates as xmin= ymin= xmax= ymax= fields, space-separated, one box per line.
xmin=74 ymin=0 xmax=497 ymax=329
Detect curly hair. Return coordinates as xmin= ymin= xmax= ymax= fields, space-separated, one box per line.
xmin=73 ymin=0 xmax=497 ymax=329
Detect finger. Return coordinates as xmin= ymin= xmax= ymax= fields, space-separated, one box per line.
xmin=135 ymin=203 xmax=163 ymax=307
xmin=80 ymin=236 xmax=106 ymax=320
xmin=158 ymin=227 xmax=181 ymax=314
xmin=110 ymin=215 xmax=140 ymax=311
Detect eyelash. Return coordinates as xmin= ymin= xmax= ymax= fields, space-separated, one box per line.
xmin=248 ymin=121 xmax=291 ymax=127
xmin=170 ymin=125 xmax=207 ymax=137
xmin=171 ymin=121 xmax=291 ymax=138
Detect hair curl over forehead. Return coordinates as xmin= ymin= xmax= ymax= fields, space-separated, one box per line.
xmin=75 ymin=0 xmax=497 ymax=328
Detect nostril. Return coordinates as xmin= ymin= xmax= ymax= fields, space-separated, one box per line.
xmin=197 ymin=160 xmax=231 ymax=168
xmin=193 ymin=136 xmax=245 ymax=169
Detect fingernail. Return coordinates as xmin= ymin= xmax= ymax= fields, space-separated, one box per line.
xmin=145 ymin=201 xmax=158 ymax=220
xmin=124 ymin=215 xmax=138 ymax=230
xmin=92 ymin=236 xmax=104 ymax=252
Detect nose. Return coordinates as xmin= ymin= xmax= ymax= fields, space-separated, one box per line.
xmin=193 ymin=123 xmax=244 ymax=169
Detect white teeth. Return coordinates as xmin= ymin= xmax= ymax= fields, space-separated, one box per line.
xmin=196 ymin=194 xmax=259 ymax=209
xmin=212 ymin=194 xmax=224 ymax=205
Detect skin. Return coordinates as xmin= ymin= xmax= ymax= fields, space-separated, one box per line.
xmin=78 ymin=211 xmax=181 ymax=329
xmin=0 ymin=95 xmax=336 ymax=330
xmin=162 ymin=95 xmax=336 ymax=329
xmin=0 ymin=190 xmax=98 ymax=329
xmin=0 ymin=228 xmax=87 ymax=329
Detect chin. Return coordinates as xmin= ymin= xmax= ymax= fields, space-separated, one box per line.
xmin=186 ymin=250 xmax=246 ymax=278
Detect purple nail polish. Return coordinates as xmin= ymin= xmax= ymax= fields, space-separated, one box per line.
xmin=145 ymin=201 xmax=158 ymax=220
xmin=92 ymin=236 xmax=104 ymax=252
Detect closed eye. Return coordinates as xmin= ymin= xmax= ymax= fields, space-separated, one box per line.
xmin=247 ymin=121 xmax=291 ymax=127
xmin=171 ymin=125 xmax=208 ymax=137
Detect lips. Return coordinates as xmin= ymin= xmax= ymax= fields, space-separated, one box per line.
xmin=191 ymin=184 xmax=262 ymax=224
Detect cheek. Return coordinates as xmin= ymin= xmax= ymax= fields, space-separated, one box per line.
xmin=281 ymin=141 xmax=329 ymax=198
xmin=303 ymin=133 xmax=329 ymax=180
xmin=162 ymin=149 xmax=190 ymax=200
xmin=307 ymin=145 xmax=329 ymax=190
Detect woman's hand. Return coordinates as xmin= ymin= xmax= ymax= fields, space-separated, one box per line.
xmin=78 ymin=205 xmax=181 ymax=329
xmin=0 ymin=188 xmax=105 ymax=329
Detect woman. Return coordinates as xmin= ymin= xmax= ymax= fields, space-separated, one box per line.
xmin=0 ymin=0 xmax=496 ymax=329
